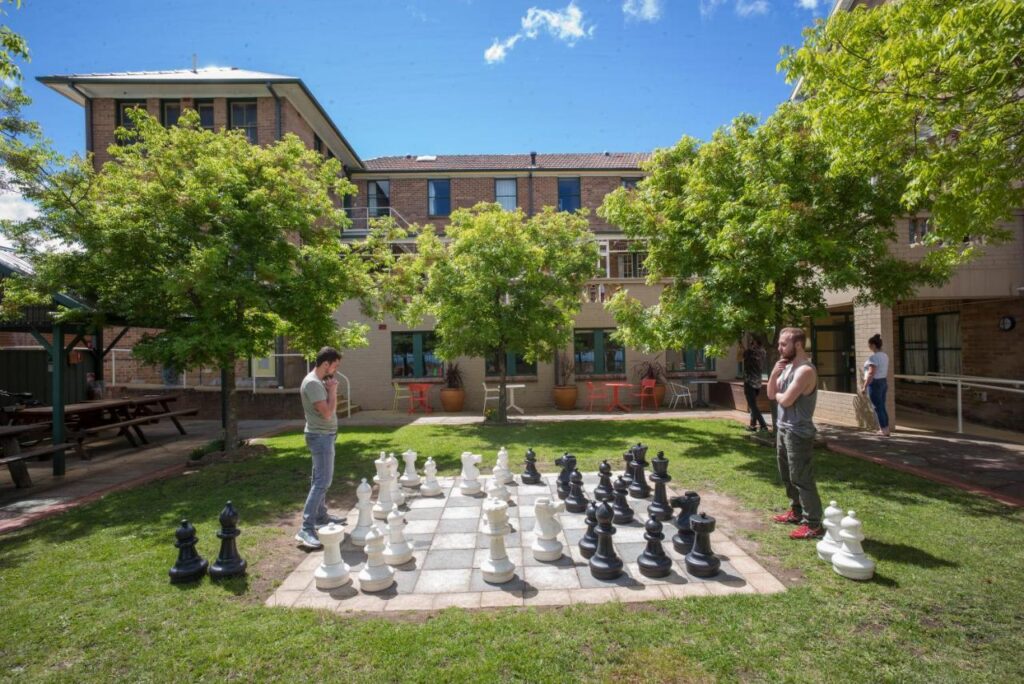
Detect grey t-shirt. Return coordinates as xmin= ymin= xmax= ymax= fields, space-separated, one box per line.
xmin=776 ymin=361 xmax=817 ymax=438
xmin=301 ymin=371 xmax=337 ymax=434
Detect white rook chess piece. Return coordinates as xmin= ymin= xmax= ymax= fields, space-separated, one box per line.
xmin=373 ymin=454 xmax=395 ymax=520
xmin=387 ymin=453 xmax=406 ymax=506
xmin=831 ymin=510 xmax=876 ymax=581
xmin=816 ymin=500 xmax=844 ymax=562
xmin=460 ymin=452 xmax=482 ymax=495
xmin=486 ymin=477 xmax=511 ymax=503
xmin=314 ymin=522 xmax=351 ymax=589
xmin=350 ymin=478 xmax=374 ymax=546
xmin=357 ymin=524 xmax=395 ymax=593
xmin=493 ymin=446 xmax=514 ymax=485
xmin=399 ymin=448 xmax=421 ymax=488
xmin=382 ymin=505 xmax=413 ymax=566
xmin=481 ymin=497 xmax=515 ymax=583
xmin=419 ymin=457 xmax=443 ymax=497
xmin=532 ymin=497 xmax=566 ymax=562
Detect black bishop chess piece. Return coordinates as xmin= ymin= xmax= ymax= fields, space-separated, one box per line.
xmin=554 ymin=453 xmax=577 ymax=500
xmin=208 ymin=501 xmax=248 ymax=580
xmin=589 ymin=501 xmax=624 ymax=580
xmin=684 ymin=512 xmax=721 ymax=578
xmin=670 ymin=491 xmax=701 ymax=555
xmin=168 ymin=519 xmax=208 ymax=583
xmin=611 ymin=476 xmax=634 ymax=525
xmin=628 ymin=446 xmax=651 ymax=499
xmin=593 ymin=460 xmax=614 ymax=502
xmin=521 ymin=447 xmax=542 ymax=485
xmin=647 ymin=451 xmax=673 ymax=521
xmin=579 ymin=500 xmax=599 ymax=559
xmin=637 ymin=512 xmax=673 ymax=578
xmin=565 ymin=468 xmax=589 ymax=513
xmin=620 ymin=449 xmax=635 ymax=489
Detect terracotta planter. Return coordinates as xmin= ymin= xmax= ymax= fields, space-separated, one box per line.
xmin=553 ymin=386 xmax=578 ymax=411
xmin=440 ymin=388 xmax=465 ymax=412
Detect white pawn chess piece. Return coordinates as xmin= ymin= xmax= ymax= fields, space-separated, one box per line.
xmin=481 ymin=497 xmax=515 ymax=583
xmin=351 ymin=478 xmax=374 ymax=546
xmin=532 ymin=497 xmax=566 ymax=562
xmin=382 ymin=505 xmax=413 ymax=566
xmin=314 ymin=522 xmax=351 ymax=589
xmin=486 ymin=477 xmax=511 ymax=503
xmin=460 ymin=452 xmax=483 ymax=495
xmin=399 ymin=448 xmax=421 ymax=488
xmin=419 ymin=457 xmax=443 ymax=497
xmin=493 ymin=446 xmax=514 ymax=485
xmin=357 ymin=524 xmax=395 ymax=593
xmin=816 ymin=500 xmax=844 ymax=562
xmin=372 ymin=454 xmax=395 ymax=520
xmin=387 ymin=453 xmax=406 ymax=506
xmin=831 ymin=510 xmax=876 ymax=581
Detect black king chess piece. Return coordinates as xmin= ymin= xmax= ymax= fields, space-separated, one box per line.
xmin=554 ymin=452 xmax=576 ymax=500
xmin=593 ymin=460 xmax=614 ymax=502
xmin=168 ymin=519 xmax=208 ymax=583
xmin=565 ymin=468 xmax=589 ymax=513
xmin=637 ymin=512 xmax=673 ymax=578
xmin=208 ymin=501 xmax=247 ymax=580
xmin=628 ymin=445 xmax=651 ymax=499
xmin=670 ymin=491 xmax=701 ymax=554
xmin=611 ymin=476 xmax=634 ymax=524
xmin=647 ymin=451 xmax=673 ymax=521
xmin=521 ymin=448 xmax=542 ymax=485
xmin=589 ymin=501 xmax=624 ymax=580
xmin=684 ymin=511 xmax=721 ymax=578
xmin=620 ymin=449 xmax=635 ymax=489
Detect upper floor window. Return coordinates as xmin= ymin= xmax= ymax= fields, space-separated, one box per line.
xmin=161 ymin=100 xmax=181 ymax=128
xmin=116 ymin=100 xmax=147 ymax=130
xmin=229 ymin=101 xmax=258 ymax=144
xmin=313 ymin=134 xmax=323 ymax=154
xmin=617 ymin=251 xmax=648 ymax=279
xmin=558 ymin=178 xmax=581 ymax=212
xmin=429 ymin=179 xmax=451 ymax=217
xmin=194 ymin=100 xmax=215 ymax=131
xmin=391 ymin=331 xmax=442 ymax=378
xmin=574 ymin=329 xmax=625 ymax=375
xmin=621 ymin=178 xmax=641 ymax=190
xmin=910 ymin=217 xmax=931 ymax=244
xmin=368 ymin=180 xmax=390 ymax=218
xmin=495 ymin=179 xmax=517 ymax=211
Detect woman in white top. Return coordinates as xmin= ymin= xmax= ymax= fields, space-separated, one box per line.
xmin=861 ymin=333 xmax=890 ymax=436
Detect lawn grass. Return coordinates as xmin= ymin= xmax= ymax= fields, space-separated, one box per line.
xmin=1 ymin=418 xmax=1022 ymax=682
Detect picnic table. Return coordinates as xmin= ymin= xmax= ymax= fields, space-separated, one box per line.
xmin=0 ymin=422 xmax=76 ymax=488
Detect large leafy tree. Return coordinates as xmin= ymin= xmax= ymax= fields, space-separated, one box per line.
xmin=410 ymin=203 xmax=598 ymax=423
xmin=781 ymin=0 xmax=1024 ymax=248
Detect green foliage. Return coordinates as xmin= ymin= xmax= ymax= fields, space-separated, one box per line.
xmin=0 ymin=1 xmax=28 ymax=83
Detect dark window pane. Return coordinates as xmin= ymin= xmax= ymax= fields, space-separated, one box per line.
xmin=117 ymin=101 xmax=147 ymax=129
xmin=621 ymin=178 xmax=640 ymax=190
xmin=574 ymin=331 xmax=597 ymax=375
xmin=429 ymin=180 xmax=451 ymax=216
xmin=369 ymin=181 xmax=390 ymax=218
xmin=162 ymin=102 xmax=181 ymax=127
xmin=391 ymin=333 xmax=415 ymax=378
xmin=604 ymin=335 xmax=625 ymax=374
xmin=230 ymin=102 xmax=258 ymax=144
xmin=196 ymin=102 xmax=215 ymax=130
xmin=558 ymin=178 xmax=581 ymax=212
xmin=495 ymin=179 xmax=517 ymax=211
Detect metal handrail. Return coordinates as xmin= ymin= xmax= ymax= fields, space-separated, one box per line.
xmin=342 ymin=206 xmax=411 ymax=233
xmin=894 ymin=372 xmax=1024 ymax=433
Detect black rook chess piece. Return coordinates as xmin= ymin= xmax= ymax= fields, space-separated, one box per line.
xmin=684 ymin=512 xmax=721 ymax=578
xmin=637 ymin=512 xmax=673 ymax=578
xmin=594 ymin=460 xmax=614 ymax=502
xmin=168 ymin=519 xmax=208 ymax=583
xmin=628 ymin=446 xmax=651 ymax=499
xmin=565 ymin=468 xmax=589 ymax=513
xmin=555 ymin=453 xmax=577 ymax=500
xmin=620 ymin=449 xmax=635 ymax=489
xmin=611 ymin=476 xmax=634 ymax=525
xmin=647 ymin=451 xmax=673 ymax=521
xmin=521 ymin=448 xmax=542 ymax=485
xmin=579 ymin=500 xmax=599 ymax=559
xmin=589 ymin=501 xmax=624 ymax=580
xmin=208 ymin=501 xmax=247 ymax=580
xmin=670 ymin=491 xmax=701 ymax=555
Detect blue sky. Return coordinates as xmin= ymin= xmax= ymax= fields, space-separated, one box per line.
xmin=9 ymin=0 xmax=827 ymax=160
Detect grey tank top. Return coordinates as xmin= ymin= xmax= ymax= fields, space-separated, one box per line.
xmin=777 ymin=361 xmax=817 ymax=438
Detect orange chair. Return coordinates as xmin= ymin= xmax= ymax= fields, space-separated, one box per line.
xmin=585 ymin=382 xmax=609 ymax=412
xmin=633 ymin=378 xmax=658 ymax=410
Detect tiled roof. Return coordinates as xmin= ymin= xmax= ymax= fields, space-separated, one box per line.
xmin=362 ymin=152 xmax=650 ymax=172
xmin=40 ymin=67 xmax=296 ymax=82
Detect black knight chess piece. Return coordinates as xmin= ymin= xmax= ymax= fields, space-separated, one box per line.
xmin=628 ymin=446 xmax=651 ymax=499
xmin=521 ymin=447 xmax=542 ymax=485
xmin=684 ymin=512 xmax=721 ymax=578
xmin=611 ymin=476 xmax=635 ymax=525
xmin=555 ymin=452 xmax=577 ymax=500
xmin=671 ymin=491 xmax=701 ymax=555
xmin=589 ymin=501 xmax=624 ymax=580
xmin=647 ymin=451 xmax=673 ymax=521
xmin=168 ymin=519 xmax=208 ymax=583
xmin=565 ymin=468 xmax=589 ymax=513
xmin=594 ymin=460 xmax=614 ymax=502
xmin=579 ymin=500 xmax=599 ymax=559
xmin=620 ymin=449 xmax=635 ymax=489
xmin=637 ymin=512 xmax=673 ymax=578
xmin=208 ymin=501 xmax=247 ymax=580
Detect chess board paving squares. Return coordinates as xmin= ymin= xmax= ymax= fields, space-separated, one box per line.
xmin=523 ymin=589 xmax=573 ymax=607
xmin=432 ymin=592 xmax=482 ymax=610
xmin=470 ymin=569 xmax=525 ymax=592
xmin=391 ymin=567 xmax=421 ymax=593
xmin=442 ymin=506 xmax=483 ymax=520
xmin=575 ymin=564 xmax=643 ymax=589
xmin=422 ymin=548 xmax=475 ymax=570
xmin=477 ymin=531 xmax=520 ymax=548
xmin=726 ymin=554 xmax=768 ymax=575
xmin=623 ymin=563 xmax=689 ymax=586
xmin=569 ymin=588 xmax=619 ymax=605
xmin=559 ymin=514 xmax=589 ymax=530
xmin=614 ymin=584 xmax=668 ymax=603
xmin=278 ymin=570 xmax=316 ymax=593
xmin=384 ymin=593 xmax=437 ymax=612
xmin=403 ymin=518 xmax=440 ymax=535
xmin=265 ymin=590 xmax=302 ymax=608
xmin=334 ymin=591 xmax=391 ymax=613
xmin=479 ymin=591 xmax=524 ymax=608
xmin=612 ymin=525 xmax=648 ymax=543
xmin=436 ymin=517 xmax=481 ymax=533
xmin=564 ymin=528 xmax=584 ymax=545
xmin=523 ymin=564 xmax=583 ymax=590
xmin=404 ymin=507 xmax=445 ymax=521
xmin=447 ymin=493 xmax=487 ymax=507
xmin=614 ymin=542 xmax=647 ymax=560
xmin=517 ymin=483 xmax=552 ymax=495
xmin=431 ymin=532 xmax=478 ymax=550
xmin=473 ymin=546 xmax=523 ymax=569
xmin=408 ymin=496 xmax=446 ymax=509
xmin=515 ymin=494 xmax=547 ymax=507
xmin=414 ymin=568 xmax=473 ymax=594
xmin=521 ymin=548 xmax=576 ymax=568
xmin=405 ymin=533 xmax=435 ymax=550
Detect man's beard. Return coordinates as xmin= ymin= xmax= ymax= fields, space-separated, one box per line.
xmin=781 ymin=348 xmax=796 ymax=361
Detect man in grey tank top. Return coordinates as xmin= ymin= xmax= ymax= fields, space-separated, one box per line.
xmin=767 ymin=327 xmax=824 ymax=539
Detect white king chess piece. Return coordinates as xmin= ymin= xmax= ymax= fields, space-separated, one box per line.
xmin=350 ymin=478 xmax=374 ymax=546
xmin=399 ymin=448 xmax=421 ymax=488
xmin=387 ymin=452 xmax=406 ymax=506
xmin=481 ymin=497 xmax=516 ymax=583
xmin=460 ymin=452 xmax=482 ymax=495
xmin=486 ymin=476 xmax=511 ymax=503
xmin=382 ymin=505 xmax=413 ymax=566
xmin=816 ymin=500 xmax=844 ymax=562
xmin=532 ymin=497 xmax=566 ymax=562
xmin=419 ymin=457 xmax=443 ymax=497
xmin=357 ymin=524 xmax=395 ymax=593
xmin=314 ymin=522 xmax=351 ymax=589
xmin=831 ymin=510 xmax=876 ymax=581
xmin=493 ymin=446 xmax=514 ymax=485
xmin=372 ymin=454 xmax=395 ymax=520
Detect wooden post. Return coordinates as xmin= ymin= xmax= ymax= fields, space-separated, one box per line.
xmin=52 ymin=323 xmax=66 ymax=476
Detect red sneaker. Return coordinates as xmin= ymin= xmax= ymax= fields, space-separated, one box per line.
xmin=772 ymin=509 xmax=801 ymax=524
xmin=789 ymin=524 xmax=825 ymax=540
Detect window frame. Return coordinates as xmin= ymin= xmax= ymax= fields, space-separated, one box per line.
xmin=391 ymin=331 xmax=442 ymax=379
xmin=485 ymin=350 xmax=537 ymax=378
xmin=621 ymin=177 xmax=641 ymax=190
xmin=557 ymin=177 xmax=582 ymax=213
xmin=116 ymin=99 xmax=148 ymax=129
xmin=573 ymin=328 xmax=625 ymax=376
xmin=368 ymin=180 xmax=391 ymax=218
xmin=898 ymin=312 xmax=962 ymax=376
xmin=428 ymin=179 xmax=451 ymax=217
xmin=160 ymin=99 xmax=181 ymax=128
xmin=495 ymin=178 xmax=517 ymax=211
xmin=194 ymin=99 xmax=215 ymax=131
xmin=227 ymin=99 xmax=258 ymax=144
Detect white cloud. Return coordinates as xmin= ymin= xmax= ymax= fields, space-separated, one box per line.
xmin=484 ymin=2 xmax=594 ymax=64
xmin=622 ymin=0 xmax=661 ymax=22
xmin=484 ymin=35 xmax=521 ymax=64
xmin=699 ymin=0 xmax=727 ymax=17
xmin=796 ymin=0 xmax=820 ymax=9
xmin=0 ymin=189 xmax=38 ymax=249
xmin=735 ymin=0 xmax=769 ymax=17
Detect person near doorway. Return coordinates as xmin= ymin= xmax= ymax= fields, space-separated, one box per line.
xmin=860 ymin=333 xmax=891 ymax=437
xmin=742 ymin=336 xmax=769 ymax=432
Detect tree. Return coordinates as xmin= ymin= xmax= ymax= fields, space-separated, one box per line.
xmin=781 ymin=0 xmax=1024 ymax=249
xmin=410 ymin=203 xmax=598 ymax=423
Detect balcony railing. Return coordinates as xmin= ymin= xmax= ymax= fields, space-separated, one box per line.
xmin=342 ymin=207 xmax=411 ymax=235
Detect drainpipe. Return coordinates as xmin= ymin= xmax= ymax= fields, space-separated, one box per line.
xmin=266 ymin=82 xmax=282 ymax=141
xmin=68 ymin=82 xmax=93 ymax=157
xmin=528 ymin=151 xmax=537 ymax=217
xmin=266 ymin=82 xmax=286 ymax=389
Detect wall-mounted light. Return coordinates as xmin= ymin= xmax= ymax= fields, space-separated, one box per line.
xmin=998 ymin=316 xmax=1016 ymax=332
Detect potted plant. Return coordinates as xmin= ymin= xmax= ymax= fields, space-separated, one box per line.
xmin=632 ymin=357 xmax=668 ymax=407
xmin=439 ymin=363 xmax=466 ymax=412
xmin=552 ymin=352 xmax=578 ymax=410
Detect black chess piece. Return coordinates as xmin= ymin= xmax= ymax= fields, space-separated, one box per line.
xmin=589 ymin=501 xmax=624 ymax=580
xmin=620 ymin=449 xmax=635 ymax=488
xmin=637 ymin=513 xmax=673 ymax=578
xmin=168 ymin=519 xmax=208 ymax=583
xmin=208 ymin=501 xmax=247 ymax=580
xmin=647 ymin=451 xmax=673 ymax=521
xmin=565 ymin=468 xmax=589 ymax=513
xmin=684 ymin=512 xmax=721 ymax=578
xmin=554 ymin=452 xmax=576 ymax=500
xmin=611 ymin=476 xmax=635 ymax=525
xmin=670 ymin=491 xmax=701 ymax=554
xmin=628 ymin=447 xmax=651 ymax=499
xmin=579 ymin=501 xmax=599 ymax=559
xmin=593 ymin=460 xmax=614 ymax=502
xmin=521 ymin=447 xmax=541 ymax=484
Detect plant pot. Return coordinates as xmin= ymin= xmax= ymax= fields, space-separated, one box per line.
xmin=440 ymin=388 xmax=465 ymax=412
xmin=654 ymin=384 xmax=666 ymax=407
xmin=553 ymin=385 xmax=578 ymax=411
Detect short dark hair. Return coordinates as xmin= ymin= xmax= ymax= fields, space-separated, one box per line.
xmin=868 ymin=334 xmax=883 ymax=349
xmin=315 ymin=346 xmax=342 ymax=367
xmin=780 ymin=327 xmax=806 ymax=348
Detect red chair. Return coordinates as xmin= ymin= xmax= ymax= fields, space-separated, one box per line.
xmin=585 ymin=382 xmax=609 ymax=412
xmin=633 ymin=378 xmax=658 ymax=410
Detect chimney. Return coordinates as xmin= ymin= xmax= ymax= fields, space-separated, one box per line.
xmin=529 ymin=151 xmax=537 ymax=166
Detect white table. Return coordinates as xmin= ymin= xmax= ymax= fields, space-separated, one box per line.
xmin=505 ymin=384 xmax=526 ymax=414
xmin=688 ymin=379 xmax=718 ymax=407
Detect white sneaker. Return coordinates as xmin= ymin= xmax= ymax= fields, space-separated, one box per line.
xmin=294 ymin=530 xmax=323 ymax=549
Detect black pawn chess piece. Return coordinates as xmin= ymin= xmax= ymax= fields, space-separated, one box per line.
xmin=208 ymin=501 xmax=247 ymax=580
xmin=671 ymin=491 xmax=701 ymax=554
xmin=620 ymin=449 xmax=634 ymax=488
xmin=628 ymin=447 xmax=651 ymax=499
xmin=647 ymin=451 xmax=673 ymax=521
xmin=555 ymin=453 xmax=576 ymax=500
xmin=684 ymin=512 xmax=721 ymax=578
xmin=168 ymin=519 xmax=208 ymax=583
xmin=594 ymin=460 xmax=614 ymax=502
xmin=565 ymin=468 xmax=589 ymax=513
xmin=637 ymin=513 xmax=673 ymax=578
xmin=589 ymin=501 xmax=624 ymax=580
xmin=579 ymin=500 xmax=599 ymax=559
xmin=521 ymin=448 xmax=541 ymax=485
xmin=611 ymin=476 xmax=635 ymax=525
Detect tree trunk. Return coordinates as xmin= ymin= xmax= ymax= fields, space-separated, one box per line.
xmin=769 ymin=287 xmax=785 ymax=431
xmin=221 ymin=358 xmax=239 ymax=451
xmin=497 ymin=349 xmax=509 ymax=424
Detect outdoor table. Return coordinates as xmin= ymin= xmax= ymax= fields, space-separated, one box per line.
xmin=406 ymin=383 xmax=433 ymax=414
xmin=505 ymin=384 xmax=526 ymax=415
xmin=1 ymin=422 xmax=53 ymax=488
xmin=688 ymin=379 xmax=718 ymax=407
xmin=129 ymin=395 xmax=191 ymax=435
xmin=14 ymin=399 xmax=141 ymax=448
xmin=604 ymin=382 xmax=633 ymax=412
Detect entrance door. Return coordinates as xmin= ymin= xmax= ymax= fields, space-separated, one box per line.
xmin=812 ymin=324 xmax=854 ymax=393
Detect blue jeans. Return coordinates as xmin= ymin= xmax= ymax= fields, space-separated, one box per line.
xmin=302 ymin=431 xmax=336 ymax=534
xmin=867 ymin=378 xmax=889 ymax=429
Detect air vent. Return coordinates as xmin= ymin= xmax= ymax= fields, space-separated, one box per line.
xmin=415 ymin=155 xmax=437 ymax=162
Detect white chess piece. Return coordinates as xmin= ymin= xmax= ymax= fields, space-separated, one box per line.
xmin=314 ymin=522 xmax=351 ymax=589
xmin=372 ymin=454 xmax=395 ymax=520
xmin=387 ymin=453 xmax=406 ymax=506
xmin=460 ymin=452 xmax=482 ymax=495
xmin=357 ymin=524 xmax=395 ymax=593
xmin=532 ymin=497 xmax=566 ymax=561
xmin=382 ymin=505 xmax=413 ymax=566
xmin=486 ymin=477 xmax=511 ymax=502
xmin=350 ymin=478 xmax=374 ymax=546
xmin=419 ymin=457 xmax=443 ymax=497
xmin=493 ymin=446 xmax=514 ymax=485
xmin=816 ymin=501 xmax=844 ymax=562
xmin=399 ymin=448 xmax=421 ymax=488
xmin=481 ymin=497 xmax=515 ymax=583
xmin=831 ymin=510 xmax=876 ymax=581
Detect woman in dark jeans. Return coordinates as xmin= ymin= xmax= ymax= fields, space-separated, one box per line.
xmin=743 ymin=337 xmax=769 ymax=432
xmin=861 ymin=333 xmax=891 ymax=436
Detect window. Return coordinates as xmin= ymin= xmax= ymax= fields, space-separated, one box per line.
xmin=116 ymin=100 xmax=147 ymax=130
xmin=574 ymin=329 xmax=625 ymax=375
xmin=368 ymin=180 xmax=390 ymax=218
xmin=495 ymin=179 xmax=517 ymax=211
xmin=900 ymin=312 xmax=961 ymax=375
xmin=391 ymin=332 xmax=442 ymax=378
xmin=428 ymin=179 xmax=451 ymax=216
xmin=313 ymin=134 xmax=323 ymax=154
xmin=665 ymin=348 xmax=716 ymax=372
xmin=616 ymin=251 xmax=648 ymax=278
xmin=161 ymin=100 xmax=181 ymax=127
xmin=229 ymin=101 xmax=258 ymax=144
xmin=195 ymin=100 xmax=215 ymax=131
xmin=486 ymin=351 xmax=536 ymax=377
xmin=910 ymin=217 xmax=931 ymax=244
xmin=558 ymin=178 xmax=581 ymax=212
xmin=621 ymin=178 xmax=641 ymax=190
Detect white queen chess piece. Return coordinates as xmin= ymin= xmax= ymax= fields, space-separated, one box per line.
xmin=382 ymin=505 xmax=413 ymax=566
xmin=387 ymin=453 xmax=406 ymax=506
xmin=419 ymin=457 xmax=443 ymax=497
xmin=350 ymin=478 xmax=374 ymax=546
xmin=816 ymin=500 xmax=844 ymax=562
xmin=831 ymin=510 xmax=876 ymax=581
xmin=357 ymin=524 xmax=395 ymax=593
xmin=372 ymin=454 xmax=395 ymax=520
xmin=399 ymin=448 xmax=421 ymax=488
xmin=493 ymin=446 xmax=514 ymax=485
xmin=460 ymin=452 xmax=483 ymax=495
xmin=532 ymin=497 xmax=566 ymax=562
xmin=313 ymin=522 xmax=351 ymax=589
xmin=481 ymin=497 xmax=516 ymax=583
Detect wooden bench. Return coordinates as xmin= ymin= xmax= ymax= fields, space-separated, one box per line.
xmin=132 ymin=408 xmax=199 ymax=435
xmin=1 ymin=441 xmax=78 ymax=488
xmin=76 ymin=407 xmax=200 ymax=449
